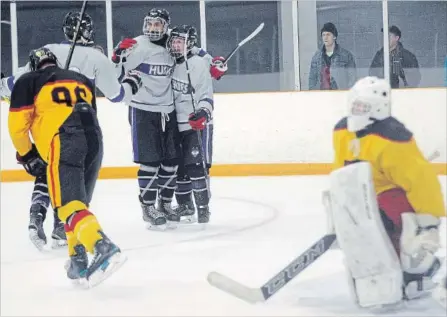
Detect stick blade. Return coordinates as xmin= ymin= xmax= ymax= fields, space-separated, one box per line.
xmin=207 ymin=271 xmax=265 ymax=304
xmin=239 ymin=22 xmax=265 ymax=46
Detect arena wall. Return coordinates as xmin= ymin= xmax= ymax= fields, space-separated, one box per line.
xmin=1 ymin=88 xmax=446 ymax=182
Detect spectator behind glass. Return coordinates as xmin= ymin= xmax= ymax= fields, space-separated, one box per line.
xmin=308 ymin=22 xmax=357 ymax=90
xmin=369 ymin=25 xmax=421 ymax=88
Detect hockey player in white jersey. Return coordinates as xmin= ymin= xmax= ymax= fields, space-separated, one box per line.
xmin=1 ymin=11 xmax=142 ymax=250
xmin=327 ymin=76 xmax=445 ymax=310
xmin=111 ymin=8 xmax=190 ymax=229
xmin=167 ymin=25 xmax=214 ymax=224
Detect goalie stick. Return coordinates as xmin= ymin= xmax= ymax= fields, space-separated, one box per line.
xmin=207 ymin=233 xmax=336 ymax=303
xmin=64 ymin=1 xmax=88 ymax=69
xmin=224 ymin=22 xmax=265 ymax=65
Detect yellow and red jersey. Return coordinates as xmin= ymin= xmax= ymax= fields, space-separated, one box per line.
xmin=8 ymin=65 xmax=95 ymax=161
xmin=333 ymin=117 xmax=445 ymax=218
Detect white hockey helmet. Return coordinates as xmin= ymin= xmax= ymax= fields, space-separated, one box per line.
xmin=347 ymin=76 xmax=392 ymax=132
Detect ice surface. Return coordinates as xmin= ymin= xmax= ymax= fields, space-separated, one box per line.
xmin=1 ymin=176 xmax=446 ymax=316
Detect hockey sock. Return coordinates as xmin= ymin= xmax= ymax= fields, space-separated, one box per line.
xmin=64 ymin=224 xmax=78 ymax=257
xmin=138 ymin=164 xmax=159 ymax=205
xmin=31 ymin=174 xmax=50 ymax=217
xmin=176 ymin=176 xmax=193 ymax=205
xmin=189 ymin=164 xmax=210 ymax=206
xmin=66 ymin=210 xmax=102 ymax=254
xmin=158 ymin=164 xmax=178 ymax=203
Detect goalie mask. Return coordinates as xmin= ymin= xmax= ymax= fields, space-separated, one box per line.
xmin=63 ymin=12 xmax=94 ymax=45
xmin=29 ymin=47 xmax=58 ymax=71
xmin=347 ymin=76 xmax=391 ymax=132
xmin=143 ymin=8 xmax=170 ymax=41
xmin=167 ymin=25 xmax=198 ymax=61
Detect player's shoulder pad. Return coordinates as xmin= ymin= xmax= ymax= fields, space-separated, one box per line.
xmin=13 ymin=70 xmax=38 ymax=87
xmin=133 ymin=35 xmax=149 ymax=44
xmin=196 ymin=48 xmax=208 ymax=58
xmin=334 ymin=117 xmax=348 ymax=131
xmin=189 ymin=55 xmax=208 ymax=68
xmin=87 ymin=45 xmax=110 ymax=61
xmin=52 ymin=67 xmax=95 ymax=92
xmin=72 ymin=70 xmax=95 ymax=88
xmin=364 ymin=117 xmax=413 ymax=142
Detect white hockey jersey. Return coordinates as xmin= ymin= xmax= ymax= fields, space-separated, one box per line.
xmin=1 ymin=42 xmax=134 ymax=105
xmin=171 ymin=55 xmax=214 ymax=132
xmin=117 ymin=35 xmax=175 ymax=113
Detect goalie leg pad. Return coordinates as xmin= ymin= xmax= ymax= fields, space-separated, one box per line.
xmin=329 ymin=162 xmax=403 ymax=309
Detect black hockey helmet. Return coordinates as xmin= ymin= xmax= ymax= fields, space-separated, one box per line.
xmin=29 ymin=47 xmax=58 ymax=71
xmin=143 ymin=8 xmax=170 ymax=41
xmin=63 ymin=11 xmax=94 ymax=44
xmin=167 ymin=25 xmax=198 ymax=60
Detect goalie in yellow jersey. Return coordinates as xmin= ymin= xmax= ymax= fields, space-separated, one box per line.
xmin=325 ymin=76 xmax=446 ymax=310
xmin=8 ymin=47 xmax=127 ymax=288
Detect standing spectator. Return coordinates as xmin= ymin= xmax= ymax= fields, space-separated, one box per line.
xmin=309 ymin=22 xmax=357 ymax=90
xmin=369 ymin=26 xmax=420 ymax=88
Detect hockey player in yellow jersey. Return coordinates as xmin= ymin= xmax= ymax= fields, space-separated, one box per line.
xmin=8 ymin=47 xmax=128 ymax=287
xmin=326 ymin=76 xmax=445 ymax=309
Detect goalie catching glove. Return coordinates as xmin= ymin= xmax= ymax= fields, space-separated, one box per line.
xmin=400 ymin=212 xmax=441 ymax=300
xmin=189 ymin=108 xmax=212 ymax=131
xmin=16 ymin=144 xmax=46 ymax=177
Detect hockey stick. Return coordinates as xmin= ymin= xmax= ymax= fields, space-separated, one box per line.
xmin=427 ymin=150 xmax=440 ymax=162
xmin=207 ymin=233 xmax=336 ymax=303
xmin=64 ymin=1 xmax=88 ymax=69
xmin=182 ymin=32 xmax=211 ymax=197
xmin=224 ymin=22 xmax=264 ymax=65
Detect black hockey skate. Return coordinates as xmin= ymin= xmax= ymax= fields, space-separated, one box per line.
xmin=141 ymin=203 xmax=168 ymax=230
xmin=64 ymin=244 xmax=88 ymax=283
xmin=51 ymin=213 xmax=67 ymax=249
xmin=158 ymin=200 xmax=180 ymax=223
xmin=28 ymin=204 xmax=47 ymax=251
xmin=403 ymin=257 xmax=441 ymax=300
xmin=175 ymin=201 xmax=196 ymax=223
xmin=197 ymin=205 xmax=210 ymax=224
xmin=85 ymin=232 xmax=127 ymax=288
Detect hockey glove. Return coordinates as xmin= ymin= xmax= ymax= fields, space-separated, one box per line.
xmin=112 ymin=38 xmax=137 ymax=64
xmin=210 ymin=56 xmax=228 ymax=80
xmin=122 ymin=70 xmax=142 ymax=95
xmin=189 ymin=108 xmax=212 ymax=131
xmin=16 ymin=144 xmax=47 ymax=177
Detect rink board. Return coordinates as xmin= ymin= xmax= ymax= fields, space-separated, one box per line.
xmin=1 ymin=162 xmax=446 ymax=182
xmin=2 ymin=88 xmax=446 ymax=182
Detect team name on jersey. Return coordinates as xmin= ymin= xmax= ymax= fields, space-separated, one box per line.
xmin=171 ymin=78 xmax=193 ymax=94
xmin=136 ymin=63 xmax=174 ymax=76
